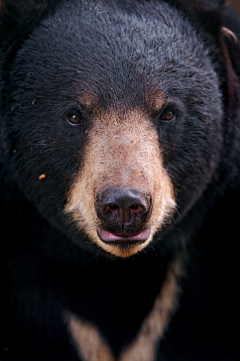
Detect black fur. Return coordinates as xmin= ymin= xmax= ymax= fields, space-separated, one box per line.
xmin=0 ymin=0 xmax=240 ymax=360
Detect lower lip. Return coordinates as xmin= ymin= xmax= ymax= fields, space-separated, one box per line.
xmin=97 ymin=228 xmax=151 ymax=243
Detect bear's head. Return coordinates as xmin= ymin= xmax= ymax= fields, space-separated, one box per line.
xmin=1 ymin=0 xmax=239 ymax=257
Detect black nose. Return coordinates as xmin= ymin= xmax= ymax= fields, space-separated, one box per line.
xmin=97 ymin=188 xmax=151 ymax=233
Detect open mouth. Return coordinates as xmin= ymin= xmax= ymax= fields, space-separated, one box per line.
xmin=97 ymin=228 xmax=151 ymax=243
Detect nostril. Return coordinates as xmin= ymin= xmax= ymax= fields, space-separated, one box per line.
xmin=104 ymin=205 xmax=120 ymax=214
xmin=129 ymin=205 xmax=143 ymax=214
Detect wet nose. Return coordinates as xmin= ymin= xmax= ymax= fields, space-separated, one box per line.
xmin=97 ymin=188 xmax=151 ymax=231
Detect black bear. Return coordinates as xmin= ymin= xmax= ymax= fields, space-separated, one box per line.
xmin=0 ymin=0 xmax=240 ymax=360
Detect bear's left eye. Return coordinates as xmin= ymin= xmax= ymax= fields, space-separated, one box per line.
xmin=66 ymin=109 xmax=83 ymax=125
xmin=159 ymin=109 xmax=175 ymax=122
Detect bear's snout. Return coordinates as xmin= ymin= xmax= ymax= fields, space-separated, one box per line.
xmin=96 ymin=188 xmax=151 ymax=237
xmin=65 ymin=110 xmax=176 ymax=256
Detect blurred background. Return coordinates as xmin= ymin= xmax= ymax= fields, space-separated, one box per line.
xmin=230 ymin=0 xmax=240 ymax=13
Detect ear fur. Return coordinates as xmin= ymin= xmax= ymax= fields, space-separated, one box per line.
xmin=167 ymin=0 xmax=240 ymax=112
xmin=167 ymin=0 xmax=225 ymax=34
xmin=220 ymin=5 xmax=240 ymax=109
xmin=0 ymin=0 xmax=62 ymax=55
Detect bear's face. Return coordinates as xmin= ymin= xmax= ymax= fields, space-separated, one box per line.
xmin=2 ymin=0 xmax=223 ymax=257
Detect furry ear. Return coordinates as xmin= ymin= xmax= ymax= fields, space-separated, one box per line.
xmin=169 ymin=0 xmax=240 ymax=110
xmin=0 ymin=0 xmax=62 ymax=55
xmin=220 ymin=5 xmax=240 ymax=108
xmin=168 ymin=0 xmax=225 ymax=34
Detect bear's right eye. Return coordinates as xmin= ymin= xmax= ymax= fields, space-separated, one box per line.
xmin=66 ymin=109 xmax=83 ymax=125
xmin=160 ymin=109 xmax=175 ymax=122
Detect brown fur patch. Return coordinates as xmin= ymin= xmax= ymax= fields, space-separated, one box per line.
xmin=119 ymin=258 xmax=182 ymax=361
xmin=65 ymin=257 xmax=182 ymax=361
xmin=78 ymin=86 xmax=100 ymax=111
xmin=144 ymin=89 xmax=166 ymax=115
xmin=67 ymin=315 xmax=114 ymax=361
xmin=65 ymin=109 xmax=176 ymax=257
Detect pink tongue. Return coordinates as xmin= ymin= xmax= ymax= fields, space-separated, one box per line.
xmin=98 ymin=229 xmax=150 ymax=242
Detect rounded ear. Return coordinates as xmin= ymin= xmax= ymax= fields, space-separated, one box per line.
xmin=168 ymin=0 xmax=225 ymax=34
xmin=0 ymin=0 xmax=63 ymax=161
xmin=221 ymin=5 xmax=240 ymax=76
xmin=168 ymin=0 xmax=240 ymax=114
xmin=220 ymin=6 xmax=240 ymax=110
xmin=0 ymin=0 xmax=62 ymax=56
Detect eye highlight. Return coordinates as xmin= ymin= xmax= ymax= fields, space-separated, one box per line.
xmin=155 ymin=100 xmax=185 ymax=124
xmin=66 ymin=109 xmax=83 ymax=125
xmin=159 ymin=109 xmax=175 ymax=122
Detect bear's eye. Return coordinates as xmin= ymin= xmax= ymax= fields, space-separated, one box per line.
xmin=66 ymin=109 xmax=83 ymax=125
xmin=159 ymin=109 xmax=175 ymax=122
